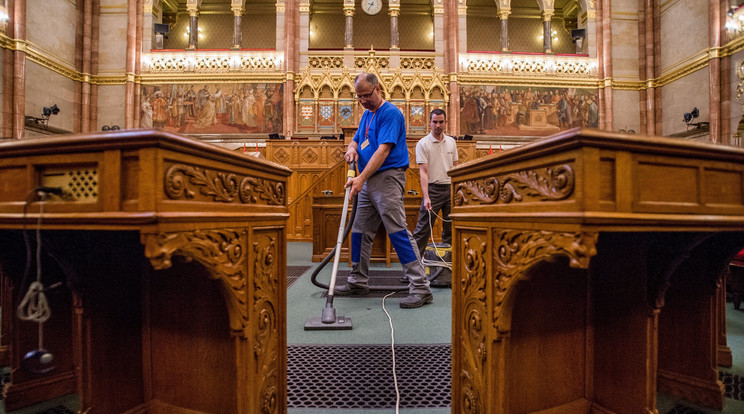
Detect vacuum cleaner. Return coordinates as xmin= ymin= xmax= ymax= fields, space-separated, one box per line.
xmin=304 ymin=161 xmax=358 ymax=330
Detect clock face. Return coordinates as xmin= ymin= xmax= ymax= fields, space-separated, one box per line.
xmin=362 ymin=0 xmax=382 ymax=15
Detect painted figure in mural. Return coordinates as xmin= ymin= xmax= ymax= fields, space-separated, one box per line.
xmin=335 ymin=72 xmax=433 ymax=309
xmin=558 ymin=93 xmax=573 ymax=129
xmin=152 ymin=91 xmax=168 ymax=128
xmin=587 ymin=97 xmax=599 ymax=127
xmin=197 ymin=85 xmax=211 ymax=113
xmin=184 ymin=85 xmax=196 ymax=119
xmin=461 ymin=89 xmax=480 ymax=134
xmin=213 ymin=86 xmax=225 ymax=120
xmin=242 ymin=89 xmax=257 ymax=127
xmin=194 ymin=93 xmax=218 ymax=129
xmin=253 ymin=89 xmax=266 ymax=131
xmin=140 ymin=95 xmax=153 ymax=128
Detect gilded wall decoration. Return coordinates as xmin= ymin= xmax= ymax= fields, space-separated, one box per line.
xmin=294 ymin=67 xmax=449 ymax=134
xmin=453 ymin=164 xmax=575 ymax=206
xmin=459 ymin=85 xmax=598 ymax=136
xmin=140 ymin=83 xmax=283 ymax=135
xmin=165 ymin=163 xmax=286 ymax=206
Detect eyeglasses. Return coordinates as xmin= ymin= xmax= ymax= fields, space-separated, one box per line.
xmin=355 ymin=88 xmax=376 ymax=101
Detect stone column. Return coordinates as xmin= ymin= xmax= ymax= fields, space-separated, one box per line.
xmin=231 ymin=2 xmax=244 ymax=50
xmin=542 ymin=10 xmax=554 ymax=53
xmin=186 ymin=2 xmax=199 ymax=50
xmin=344 ymin=6 xmax=354 ymax=49
xmin=433 ymin=0 xmax=444 ymax=68
xmin=389 ymin=0 xmax=400 ymax=50
xmin=457 ymin=0 xmax=467 ymax=56
xmin=298 ymin=0 xmax=310 ymax=68
xmin=125 ymin=0 xmax=137 ymax=128
xmin=80 ymin=0 xmax=93 ymax=132
xmin=499 ymin=9 xmax=510 ymax=52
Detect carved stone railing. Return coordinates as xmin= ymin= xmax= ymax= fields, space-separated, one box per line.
xmin=141 ymin=50 xmax=285 ymax=74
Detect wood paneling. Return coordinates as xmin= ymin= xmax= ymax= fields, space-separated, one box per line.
xmin=450 ymin=128 xmax=744 ymax=414
xmin=0 ymin=130 xmax=290 ymax=414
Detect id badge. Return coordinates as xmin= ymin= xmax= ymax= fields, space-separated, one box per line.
xmin=361 ymin=139 xmax=369 ymax=150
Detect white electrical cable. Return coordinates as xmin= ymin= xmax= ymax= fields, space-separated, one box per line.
xmin=382 ymin=291 xmax=400 ymax=414
xmin=420 ymin=209 xmax=452 ymax=269
xmin=17 ymin=193 xmax=51 ymax=350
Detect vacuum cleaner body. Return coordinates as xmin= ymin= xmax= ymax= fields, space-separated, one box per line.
xmin=423 ymin=243 xmax=452 ymax=288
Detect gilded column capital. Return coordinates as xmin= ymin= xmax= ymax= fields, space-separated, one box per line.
xmin=542 ymin=10 xmax=554 ymax=21
xmin=299 ymin=0 xmax=311 ymax=13
xmin=344 ymin=7 xmax=355 ymax=17
xmin=458 ymin=0 xmax=467 ymax=15
xmin=231 ymin=6 xmax=244 ymax=16
xmin=389 ymin=9 xmax=400 ymax=17
xmin=144 ymin=0 xmax=153 ymax=13
xmin=498 ymin=9 xmax=511 ymax=20
xmin=433 ymin=5 xmax=444 ymax=14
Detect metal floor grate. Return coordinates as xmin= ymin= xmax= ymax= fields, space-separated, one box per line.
xmin=287 ymin=265 xmax=311 ymax=289
xmin=288 ymin=344 xmax=450 ymax=409
xmin=322 ymin=270 xmax=410 ymax=298
xmin=720 ymin=370 xmax=744 ymax=401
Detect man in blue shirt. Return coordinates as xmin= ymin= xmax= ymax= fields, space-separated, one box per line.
xmin=335 ymin=72 xmax=433 ymax=308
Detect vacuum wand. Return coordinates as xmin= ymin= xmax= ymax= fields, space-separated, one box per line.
xmin=305 ymin=161 xmax=356 ymax=330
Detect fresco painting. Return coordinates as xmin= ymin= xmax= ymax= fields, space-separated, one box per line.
xmin=459 ymin=85 xmax=599 ymax=136
xmin=140 ymin=83 xmax=283 ymax=134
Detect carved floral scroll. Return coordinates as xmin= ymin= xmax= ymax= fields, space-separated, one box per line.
xmin=253 ymin=231 xmax=281 ymax=414
xmin=165 ymin=163 xmax=286 ymax=206
xmin=453 ymin=164 xmax=574 ymax=206
xmin=457 ymin=229 xmax=597 ymax=414
xmin=142 ymin=229 xmax=249 ymax=333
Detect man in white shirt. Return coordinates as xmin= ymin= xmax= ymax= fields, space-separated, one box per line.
xmin=412 ymin=108 xmax=458 ymax=260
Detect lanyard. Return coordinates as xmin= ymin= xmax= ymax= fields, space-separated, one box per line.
xmin=364 ymin=111 xmax=376 ymax=140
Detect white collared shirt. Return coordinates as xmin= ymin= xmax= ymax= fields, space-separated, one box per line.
xmin=415 ymin=132 xmax=458 ymax=184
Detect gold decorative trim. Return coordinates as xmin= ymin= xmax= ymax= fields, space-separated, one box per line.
xmin=164 ymin=163 xmax=286 ymax=206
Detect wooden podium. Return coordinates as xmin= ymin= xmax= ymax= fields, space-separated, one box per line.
xmin=450 ymin=128 xmax=744 ymax=414
xmin=0 ymin=130 xmax=291 ymax=413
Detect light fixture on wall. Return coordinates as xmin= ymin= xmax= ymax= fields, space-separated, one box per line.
xmin=184 ymin=26 xmax=203 ymax=39
xmin=102 ymin=125 xmax=120 ymax=131
xmin=683 ymin=107 xmax=709 ymax=130
xmin=25 ymin=104 xmax=60 ymax=130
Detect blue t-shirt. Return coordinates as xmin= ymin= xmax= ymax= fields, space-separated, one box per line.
xmin=353 ymin=101 xmax=409 ymax=173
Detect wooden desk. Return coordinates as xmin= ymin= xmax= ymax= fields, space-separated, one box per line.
xmin=0 ymin=130 xmax=291 ymax=413
xmin=450 ymin=128 xmax=744 ymax=414
xmin=311 ymin=195 xmax=422 ymax=266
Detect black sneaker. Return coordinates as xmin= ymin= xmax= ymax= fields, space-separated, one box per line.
xmin=400 ymin=293 xmax=433 ymax=308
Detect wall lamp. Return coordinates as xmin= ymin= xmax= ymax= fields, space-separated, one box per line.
xmin=102 ymin=125 xmax=120 ymax=131
xmin=683 ymin=107 xmax=709 ymax=129
xmin=25 ymin=104 xmax=60 ymax=129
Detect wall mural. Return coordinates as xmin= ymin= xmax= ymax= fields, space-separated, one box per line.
xmin=459 ymin=85 xmax=599 ymax=136
xmin=140 ymin=83 xmax=284 ymax=134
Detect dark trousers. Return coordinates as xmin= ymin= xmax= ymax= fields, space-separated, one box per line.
xmin=412 ymin=183 xmax=452 ymax=257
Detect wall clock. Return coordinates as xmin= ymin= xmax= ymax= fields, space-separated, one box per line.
xmin=361 ymin=0 xmax=382 ymax=15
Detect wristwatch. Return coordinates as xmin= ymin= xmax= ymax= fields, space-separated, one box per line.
xmin=361 ymin=0 xmax=382 ymax=15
